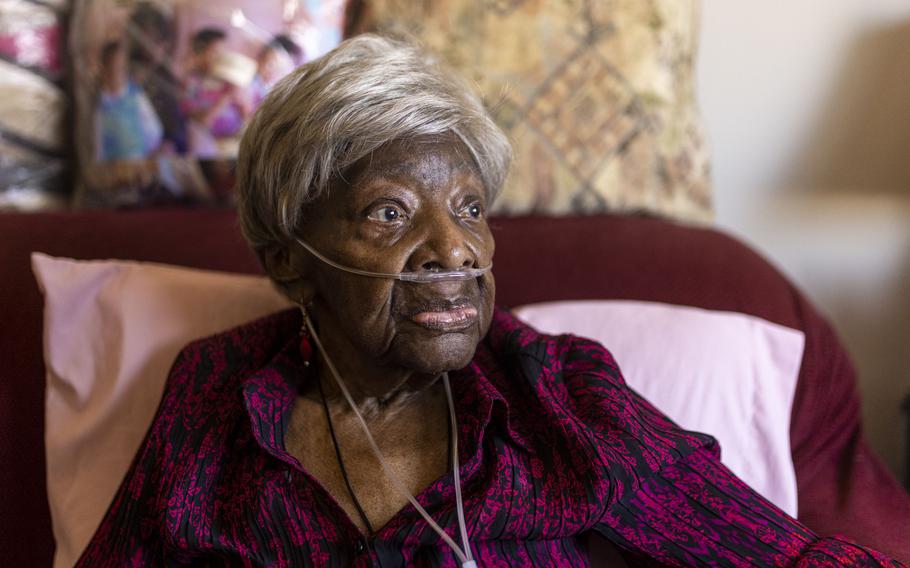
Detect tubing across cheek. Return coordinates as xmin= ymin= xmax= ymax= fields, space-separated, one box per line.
xmin=295 ymin=238 xmax=492 ymax=282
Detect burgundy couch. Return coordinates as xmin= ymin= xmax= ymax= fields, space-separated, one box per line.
xmin=2 ymin=210 xmax=908 ymax=565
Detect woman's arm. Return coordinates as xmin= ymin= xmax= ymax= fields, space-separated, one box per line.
xmin=593 ymin=445 xmax=903 ymax=567
xmin=74 ymin=416 xmax=167 ymax=567
xmin=74 ymin=340 xmax=205 ymax=567
xmin=561 ymin=335 xmax=905 ymax=567
xmin=74 ymin=470 xmax=166 ymax=566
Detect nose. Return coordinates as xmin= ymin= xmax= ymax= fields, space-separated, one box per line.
xmin=408 ymin=214 xmax=476 ymax=273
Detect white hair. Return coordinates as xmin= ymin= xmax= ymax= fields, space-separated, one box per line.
xmin=236 ymin=34 xmax=512 ymax=256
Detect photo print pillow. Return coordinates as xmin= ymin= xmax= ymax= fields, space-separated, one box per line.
xmin=71 ymin=0 xmax=349 ymax=208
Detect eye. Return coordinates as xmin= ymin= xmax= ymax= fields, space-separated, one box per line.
xmin=460 ymin=201 xmax=484 ymax=220
xmin=367 ymin=204 xmax=406 ymax=223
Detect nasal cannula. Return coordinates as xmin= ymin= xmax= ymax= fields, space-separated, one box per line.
xmin=295 ymin=238 xmax=491 ymax=283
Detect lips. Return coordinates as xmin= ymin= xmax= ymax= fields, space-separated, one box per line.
xmin=407 ymin=300 xmax=478 ymax=331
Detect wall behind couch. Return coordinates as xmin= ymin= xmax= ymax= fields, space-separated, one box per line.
xmin=698 ymin=0 xmax=910 ymax=482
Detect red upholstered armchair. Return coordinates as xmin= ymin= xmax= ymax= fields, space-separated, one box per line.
xmin=1 ymin=210 xmax=908 ymax=565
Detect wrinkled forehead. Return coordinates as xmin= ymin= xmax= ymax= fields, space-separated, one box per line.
xmin=343 ymin=135 xmax=483 ymax=192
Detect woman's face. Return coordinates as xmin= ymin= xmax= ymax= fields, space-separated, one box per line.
xmin=290 ymin=136 xmax=495 ymax=377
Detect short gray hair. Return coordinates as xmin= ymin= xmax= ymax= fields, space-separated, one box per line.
xmin=236 ymin=34 xmax=512 ymax=255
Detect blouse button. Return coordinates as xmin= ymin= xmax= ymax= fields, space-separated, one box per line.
xmin=354 ymin=538 xmax=368 ymax=554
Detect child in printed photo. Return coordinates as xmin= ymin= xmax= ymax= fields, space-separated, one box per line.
xmin=249 ymin=34 xmax=303 ymax=109
xmin=181 ymin=27 xmax=251 ymax=158
xmin=95 ymin=40 xmax=164 ymax=162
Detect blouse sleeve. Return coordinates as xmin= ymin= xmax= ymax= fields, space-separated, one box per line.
xmin=593 ymin=444 xmax=904 ymax=567
xmin=556 ymin=334 xmax=904 ymax=567
xmin=74 ymin=341 xmax=204 ymax=567
xmin=74 ymin=419 xmax=167 ymax=567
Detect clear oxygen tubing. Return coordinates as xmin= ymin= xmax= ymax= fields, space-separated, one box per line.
xmin=295 ymin=238 xmax=491 ymax=283
xmin=302 ymin=313 xmax=476 ymax=567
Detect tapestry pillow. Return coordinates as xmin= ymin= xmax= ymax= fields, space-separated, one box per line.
xmin=353 ymin=0 xmax=713 ymax=221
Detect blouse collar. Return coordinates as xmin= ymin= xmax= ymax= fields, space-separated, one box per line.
xmin=240 ymin=308 xmax=532 ymax=470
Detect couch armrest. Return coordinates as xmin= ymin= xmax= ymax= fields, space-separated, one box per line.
xmin=789 ymin=294 xmax=910 ymax=562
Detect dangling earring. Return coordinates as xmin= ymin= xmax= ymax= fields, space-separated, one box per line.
xmin=298 ymin=302 xmax=312 ymax=367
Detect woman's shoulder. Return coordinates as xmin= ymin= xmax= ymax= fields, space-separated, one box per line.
xmin=164 ymin=307 xmax=301 ymax=400
xmin=135 ymin=308 xmax=301 ymax=469
xmin=485 ymin=306 xmax=622 ymax=381
xmin=484 ymin=306 xmax=716 ymax=470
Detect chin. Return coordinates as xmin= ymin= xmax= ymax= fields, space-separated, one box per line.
xmin=393 ymin=331 xmax=480 ymax=374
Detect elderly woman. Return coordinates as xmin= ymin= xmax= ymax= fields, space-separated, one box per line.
xmin=77 ymin=36 xmax=902 ymax=567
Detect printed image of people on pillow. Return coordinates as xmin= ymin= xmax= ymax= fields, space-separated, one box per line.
xmin=76 ymin=0 xmax=347 ymax=207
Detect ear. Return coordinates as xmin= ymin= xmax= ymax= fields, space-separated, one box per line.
xmin=261 ymin=244 xmax=315 ymax=305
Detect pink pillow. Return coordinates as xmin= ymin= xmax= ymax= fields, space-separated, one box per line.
xmin=513 ymin=300 xmax=804 ymax=517
xmin=32 ymin=253 xmax=292 ymax=568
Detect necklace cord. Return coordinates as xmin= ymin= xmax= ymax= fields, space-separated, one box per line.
xmin=316 ymin=374 xmax=375 ymax=536
xmin=303 ymin=314 xmax=473 ymax=565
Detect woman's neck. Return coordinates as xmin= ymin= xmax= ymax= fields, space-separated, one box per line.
xmin=312 ymin=358 xmax=443 ymax=420
xmin=302 ymin=311 xmax=448 ymax=417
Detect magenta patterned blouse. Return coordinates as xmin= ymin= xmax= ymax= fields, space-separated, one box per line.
xmin=77 ymin=308 xmax=903 ymax=567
